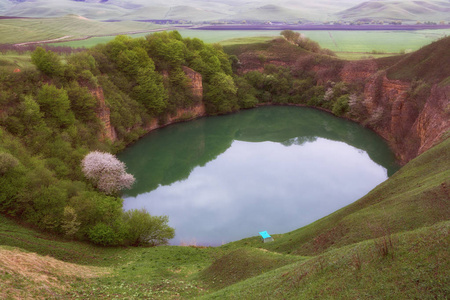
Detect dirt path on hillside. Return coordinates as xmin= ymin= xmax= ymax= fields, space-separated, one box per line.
xmin=15 ymin=35 xmax=74 ymax=46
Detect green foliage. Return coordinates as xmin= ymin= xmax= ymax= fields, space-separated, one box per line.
xmin=123 ymin=209 xmax=175 ymax=246
xmin=88 ymin=222 xmax=121 ymax=246
xmin=31 ymin=47 xmax=63 ymax=77
xmin=204 ymin=73 xmax=238 ymax=114
xmin=234 ymin=76 xmax=258 ymax=109
xmin=280 ymin=30 xmax=323 ymax=54
xmin=132 ymin=67 xmax=168 ymax=115
xmin=37 ymin=84 xmax=75 ymax=129
xmin=332 ymin=94 xmax=350 ymax=116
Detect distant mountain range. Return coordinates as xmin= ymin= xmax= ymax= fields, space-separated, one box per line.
xmin=0 ymin=0 xmax=449 ymax=22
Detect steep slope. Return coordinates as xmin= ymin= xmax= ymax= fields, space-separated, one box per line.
xmin=386 ymin=35 xmax=450 ymax=83
xmin=201 ymin=221 xmax=450 ymax=299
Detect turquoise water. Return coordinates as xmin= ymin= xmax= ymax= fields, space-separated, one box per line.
xmin=119 ymin=106 xmax=399 ymax=245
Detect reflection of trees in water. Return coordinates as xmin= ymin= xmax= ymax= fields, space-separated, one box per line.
xmin=120 ymin=107 xmax=399 ymax=196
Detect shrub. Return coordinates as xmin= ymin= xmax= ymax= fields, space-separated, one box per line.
xmin=81 ymin=151 xmax=135 ymax=194
xmin=124 ymin=209 xmax=175 ymax=246
xmin=61 ymin=206 xmax=81 ymax=237
xmin=31 ymin=46 xmax=63 ymax=77
xmin=332 ymin=95 xmax=350 ymax=116
xmin=88 ymin=222 xmax=120 ymax=246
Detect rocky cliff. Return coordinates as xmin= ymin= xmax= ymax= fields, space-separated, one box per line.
xmin=341 ymin=60 xmax=449 ymax=164
xmin=182 ymin=66 xmax=203 ymax=102
xmin=91 ymin=87 xmax=117 ymax=142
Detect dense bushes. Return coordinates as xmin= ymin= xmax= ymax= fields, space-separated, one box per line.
xmin=0 ymin=31 xmax=242 ymax=246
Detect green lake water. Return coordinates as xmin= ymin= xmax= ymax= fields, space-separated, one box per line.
xmin=119 ymin=106 xmax=399 ymax=245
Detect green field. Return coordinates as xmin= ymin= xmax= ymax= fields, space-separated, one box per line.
xmin=302 ymin=29 xmax=450 ymax=53
xmin=46 ymin=28 xmax=450 ymax=60
xmin=0 ymin=15 xmax=168 ymax=44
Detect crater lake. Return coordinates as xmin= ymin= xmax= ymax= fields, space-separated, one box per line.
xmin=119 ymin=106 xmax=399 ymax=246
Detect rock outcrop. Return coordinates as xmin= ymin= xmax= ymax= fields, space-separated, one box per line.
xmin=414 ymin=84 xmax=450 ymax=155
xmin=343 ymin=63 xmax=449 ymax=164
xmin=182 ymin=66 xmax=203 ymax=102
xmin=92 ymin=87 xmax=117 ymax=142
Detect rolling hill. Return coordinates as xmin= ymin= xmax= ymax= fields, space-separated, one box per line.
xmin=2 ymin=0 xmax=448 ymax=23
xmin=335 ymin=0 xmax=450 ymax=22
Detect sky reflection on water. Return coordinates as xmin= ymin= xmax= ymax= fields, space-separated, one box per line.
xmin=123 ymin=137 xmax=389 ymax=246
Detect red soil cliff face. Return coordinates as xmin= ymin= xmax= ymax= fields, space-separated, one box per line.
xmin=91 ymin=87 xmax=117 ymax=142
xmin=93 ymin=67 xmax=205 ymax=142
xmin=341 ymin=60 xmax=449 ymax=164
xmin=182 ymin=66 xmax=203 ymax=102
xmin=414 ymin=85 xmax=450 ymax=155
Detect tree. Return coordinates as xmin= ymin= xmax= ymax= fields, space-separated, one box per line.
xmin=81 ymin=151 xmax=135 ymax=194
xmin=204 ymin=73 xmax=238 ymax=114
xmin=37 ymin=84 xmax=75 ymax=129
xmin=31 ymin=46 xmax=63 ymax=77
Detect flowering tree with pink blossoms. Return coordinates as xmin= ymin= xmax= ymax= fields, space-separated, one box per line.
xmin=81 ymin=151 xmax=135 ymax=194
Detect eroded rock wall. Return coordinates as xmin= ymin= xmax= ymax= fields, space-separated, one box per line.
xmin=92 ymin=86 xmax=117 ymax=142
xmin=341 ymin=61 xmax=449 ymax=164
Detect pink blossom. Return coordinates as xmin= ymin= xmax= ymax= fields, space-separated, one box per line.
xmin=81 ymin=151 xmax=135 ymax=194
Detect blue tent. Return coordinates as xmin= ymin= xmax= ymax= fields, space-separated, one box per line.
xmin=259 ymin=231 xmax=274 ymax=243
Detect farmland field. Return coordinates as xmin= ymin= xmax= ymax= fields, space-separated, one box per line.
xmin=47 ymin=28 xmax=450 ymax=57
xmin=0 ymin=15 xmax=167 ymax=44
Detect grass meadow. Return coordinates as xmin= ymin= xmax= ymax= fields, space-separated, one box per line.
xmin=45 ymin=28 xmax=450 ymax=60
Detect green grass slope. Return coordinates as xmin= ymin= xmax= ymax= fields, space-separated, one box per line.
xmin=198 ymin=248 xmax=302 ymax=289
xmin=386 ymin=36 xmax=450 ymax=83
xmin=200 ymin=221 xmax=450 ymax=299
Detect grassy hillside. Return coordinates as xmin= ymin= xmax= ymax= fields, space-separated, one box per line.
xmin=201 ymin=221 xmax=450 ymax=299
xmin=335 ymin=0 xmax=450 ymax=22
xmin=0 ymin=15 xmax=166 ymax=44
xmin=2 ymin=0 xmax=449 ymax=23
xmin=386 ymin=36 xmax=450 ymax=83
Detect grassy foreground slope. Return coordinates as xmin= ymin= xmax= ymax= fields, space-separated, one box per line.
xmin=200 ymin=137 xmax=450 ymax=298
xmin=201 ymin=221 xmax=449 ymax=299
